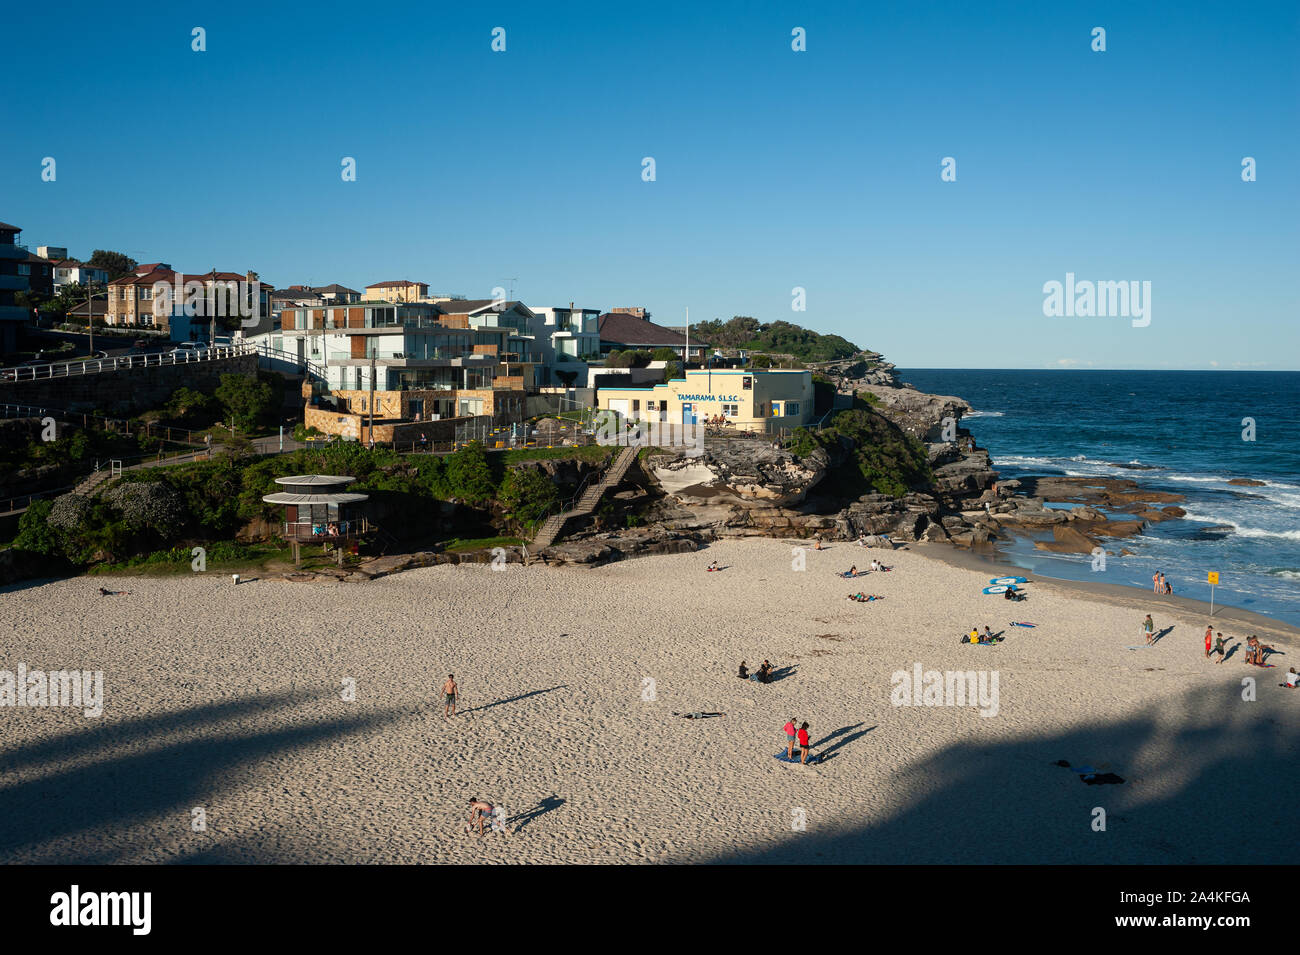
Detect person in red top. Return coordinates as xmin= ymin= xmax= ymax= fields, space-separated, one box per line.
xmin=797 ymin=722 xmax=811 ymax=764
xmin=1205 ymin=625 xmax=1213 ymax=659
xmin=783 ymin=719 xmax=797 ymax=759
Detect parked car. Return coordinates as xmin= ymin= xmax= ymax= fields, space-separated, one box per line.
xmin=169 ymin=341 xmax=209 ymax=359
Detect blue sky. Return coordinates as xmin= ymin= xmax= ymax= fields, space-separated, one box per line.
xmin=3 ymin=0 xmax=1296 ymax=368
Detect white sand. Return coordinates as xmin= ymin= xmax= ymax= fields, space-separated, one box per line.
xmin=1 ymin=538 xmax=1295 ymax=864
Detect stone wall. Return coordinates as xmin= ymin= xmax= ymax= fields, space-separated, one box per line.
xmin=0 ymin=355 xmax=258 ymax=415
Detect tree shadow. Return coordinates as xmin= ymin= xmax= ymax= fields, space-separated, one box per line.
xmin=0 ymin=690 xmax=406 ymax=864
xmin=697 ymin=682 xmax=1299 ymax=864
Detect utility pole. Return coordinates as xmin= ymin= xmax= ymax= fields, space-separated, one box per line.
xmin=368 ymin=351 xmax=376 ymax=446
xmin=86 ymin=282 xmax=95 ymax=357
xmin=209 ymin=267 xmax=217 ymax=347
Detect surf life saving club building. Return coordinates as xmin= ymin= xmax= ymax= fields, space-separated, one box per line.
xmin=596 ymin=368 xmax=813 ymax=433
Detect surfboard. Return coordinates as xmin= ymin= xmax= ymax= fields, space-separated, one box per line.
xmin=982 ymin=585 xmax=1017 ymax=594
xmin=990 ymin=576 xmax=1028 ymax=585
xmin=1009 ymin=621 xmax=1036 ymax=628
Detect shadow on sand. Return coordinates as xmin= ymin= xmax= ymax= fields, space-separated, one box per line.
xmin=700 ymin=683 xmax=1298 ymax=864
xmin=0 ymin=690 xmax=406 ymax=864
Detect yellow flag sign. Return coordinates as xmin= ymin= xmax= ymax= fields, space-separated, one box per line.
xmin=1207 ymin=572 xmax=1220 ymax=585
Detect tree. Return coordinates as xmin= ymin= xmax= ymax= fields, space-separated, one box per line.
xmin=215 ymin=373 xmax=274 ymax=430
xmin=86 ymin=250 xmax=138 ymax=281
xmin=650 ymin=347 xmax=678 ymax=362
xmin=444 ymin=441 xmax=495 ymax=503
xmin=498 ymin=466 xmax=559 ymax=528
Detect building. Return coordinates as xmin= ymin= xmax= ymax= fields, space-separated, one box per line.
xmin=365 ymin=279 xmax=429 ymax=303
xmin=20 ymin=253 xmax=53 ymax=298
xmin=49 ymin=259 xmax=110 ymax=290
xmin=262 ymin=474 xmax=370 ymax=566
xmin=528 ymin=304 xmax=602 ymax=361
xmin=106 ymin=266 xmax=273 ymax=337
xmin=314 ymin=284 xmax=360 ymax=304
xmin=269 ymin=300 xmax=527 ymax=444
xmin=609 ymin=306 xmax=650 ymax=320
xmin=36 ymin=246 xmax=68 ymax=261
xmin=596 ymin=367 xmax=813 ymax=433
xmin=597 ymin=311 xmax=706 ymax=361
xmin=0 ymin=221 xmax=31 ymax=357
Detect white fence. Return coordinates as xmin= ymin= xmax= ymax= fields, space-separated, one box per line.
xmin=0 ymin=343 xmax=253 ymax=383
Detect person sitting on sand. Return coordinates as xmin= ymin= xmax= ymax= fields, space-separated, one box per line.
xmin=1285 ymin=667 xmax=1299 ymax=688
xmin=1003 ymin=587 xmax=1017 ymax=601
xmin=758 ymin=660 xmax=774 ymax=683
xmin=738 ymin=661 xmax=749 ymax=679
xmin=814 ymin=538 xmax=823 ymax=551
xmin=984 ymin=626 xmax=995 ymax=643
xmin=1249 ymin=636 xmax=1275 ymax=666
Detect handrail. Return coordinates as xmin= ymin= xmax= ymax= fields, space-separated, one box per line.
xmin=0 ymin=343 xmax=253 ymax=382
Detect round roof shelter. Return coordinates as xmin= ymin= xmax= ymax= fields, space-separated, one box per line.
xmin=262 ymin=474 xmax=369 ymax=506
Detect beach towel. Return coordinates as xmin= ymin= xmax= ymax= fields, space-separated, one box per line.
xmin=774 ymin=751 xmax=821 ymax=765
xmin=838 ymin=571 xmax=869 ymax=579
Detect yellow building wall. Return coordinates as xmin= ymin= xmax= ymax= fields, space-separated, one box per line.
xmin=597 ymin=370 xmax=812 ymax=432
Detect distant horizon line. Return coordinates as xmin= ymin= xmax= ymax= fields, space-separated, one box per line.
xmin=891 ymin=366 xmax=1298 ymax=373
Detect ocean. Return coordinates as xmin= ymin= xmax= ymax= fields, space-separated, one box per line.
xmin=897 ymin=370 xmax=1300 ymax=624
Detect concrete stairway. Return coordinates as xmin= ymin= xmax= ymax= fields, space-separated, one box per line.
xmin=73 ymin=468 xmax=115 ymax=497
xmin=531 ymin=446 xmax=638 ymax=549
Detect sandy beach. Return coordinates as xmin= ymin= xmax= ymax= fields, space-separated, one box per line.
xmin=1 ymin=538 xmax=1296 ymax=864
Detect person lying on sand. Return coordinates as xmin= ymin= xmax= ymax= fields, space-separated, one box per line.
xmin=97 ymin=587 xmax=130 ymax=596
xmin=707 ymin=560 xmax=720 ymax=572
xmin=675 ymin=711 xmax=724 ymax=719
xmin=847 ymin=565 xmax=857 ymax=577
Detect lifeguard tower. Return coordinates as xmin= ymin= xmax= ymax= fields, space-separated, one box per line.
xmin=262 ymin=475 xmax=370 ymax=567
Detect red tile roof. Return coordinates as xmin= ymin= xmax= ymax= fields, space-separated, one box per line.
xmin=366 ymin=280 xmax=428 ymax=288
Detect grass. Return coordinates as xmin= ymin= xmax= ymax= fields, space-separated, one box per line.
xmin=88 ymin=541 xmax=293 ymax=577
xmin=442 ymin=536 xmax=526 ymax=553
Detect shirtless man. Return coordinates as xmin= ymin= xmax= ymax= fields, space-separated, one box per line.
xmin=442 ymin=674 xmax=459 ymax=718
xmin=466 ymin=798 xmax=499 ymax=836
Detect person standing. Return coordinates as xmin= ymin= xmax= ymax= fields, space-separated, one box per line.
xmin=1205 ymin=625 xmax=1213 ymax=659
xmin=1143 ymin=614 xmax=1155 ymax=646
xmin=1212 ymin=632 xmax=1228 ymax=664
xmin=783 ymin=718 xmax=797 ymax=759
xmin=797 ymin=722 xmax=811 ymax=765
xmin=442 ymin=674 xmax=459 ymax=718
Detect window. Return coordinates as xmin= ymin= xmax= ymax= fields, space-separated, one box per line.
xmin=742 ymin=376 xmax=752 ymax=390
xmin=722 ymin=404 xmax=738 ymax=416
xmin=786 ymin=402 xmax=799 ymax=416
xmin=17 ymin=264 xmax=30 ymax=276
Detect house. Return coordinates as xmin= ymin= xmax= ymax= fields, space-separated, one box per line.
xmin=106 ymin=267 xmax=273 ymax=337
xmin=597 ymin=311 xmax=706 ymax=361
xmin=364 ymin=279 xmax=429 ymax=303
xmin=269 ymin=300 xmax=527 ymax=445
xmin=0 ymin=221 xmax=31 ymax=357
xmin=50 ymin=259 xmax=110 ymax=289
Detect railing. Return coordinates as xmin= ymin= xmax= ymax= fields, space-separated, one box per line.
xmin=0 ymin=482 xmax=79 ymax=516
xmin=0 ymin=343 xmax=252 ymax=382
xmin=0 ymin=403 xmax=210 ymax=445
xmin=281 ymin=518 xmax=368 ymax=540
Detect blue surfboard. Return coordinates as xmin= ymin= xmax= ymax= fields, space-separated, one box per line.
xmin=989 ymin=576 xmax=1027 ymax=585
